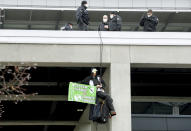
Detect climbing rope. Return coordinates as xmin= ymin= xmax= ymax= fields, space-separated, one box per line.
xmin=98 ymin=30 xmax=104 ymax=76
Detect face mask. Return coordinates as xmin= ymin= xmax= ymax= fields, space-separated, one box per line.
xmin=84 ymin=4 xmax=88 ymax=8
xmin=110 ymin=15 xmax=114 ymax=19
xmin=147 ymin=14 xmax=152 ymax=17
xmin=103 ymin=19 xmax=108 ymax=23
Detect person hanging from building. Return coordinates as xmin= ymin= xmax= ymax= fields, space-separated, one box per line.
xmin=60 ymin=23 xmax=73 ymax=31
xmin=98 ymin=15 xmax=109 ymax=31
xmin=80 ymin=68 xmax=116 ymax=122
xmin=139 ymin=9 xmax=159 ymax=32
xmin=76 ymin=1 xmax=89 ymax=31
xmin=109 ymin=11 xmax=122 ymax=31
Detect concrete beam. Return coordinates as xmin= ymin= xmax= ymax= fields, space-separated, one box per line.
xmin=0 ymin=82 xmax=57 ymax=86
xmin=1 ymin=30 xmax=191 ymax=45
xmin=132 ymin=96 xmax=191 ymax=103
xmin=131 ymin=63 xmax=191 ymax=68
xmin=132 ymin=83 xmax=191 ymax=87
xmin=0 ymin=82 xmax=59 ymax=86
xmin=0 ymin=95 xmax=68 ymax=101
xmin=27 ymin=82 xmax=57 ymax=86
xmin=0 ymin=62 xmax=109 ymax=68
xmin=0 ymin=121 xmax=79 ymax=126
xmin=130 ymin=46 xmax=191 ymax=64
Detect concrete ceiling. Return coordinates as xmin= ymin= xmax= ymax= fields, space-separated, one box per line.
xmin=1 ymin=9 xmax=191 ymax=31
xmin=0 ymin=67 xmax=104 ymax=131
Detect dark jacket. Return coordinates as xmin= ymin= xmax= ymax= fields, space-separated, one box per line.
xmin=76 ymin=5 xmax=89 ymax=25
xmin=81 ymin=75 xmax=106 ymax=90
xmin=98 ymin=22 xmax=109 ymax=31
xmin=61 ymin=24 xmax=72 ymax=31
xmin=109 ymin=15 xmax=122 ymax=31
xmin=140 ymin=15 xmax=159 ymax=31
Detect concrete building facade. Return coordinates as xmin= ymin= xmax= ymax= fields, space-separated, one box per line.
xmin=1 ymin=30 xmax=191 ymax=131
xmin=0 ymin=0 xmax=191 ymax=131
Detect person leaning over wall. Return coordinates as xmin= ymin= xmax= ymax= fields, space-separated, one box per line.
xmin=98 ymin=15 xmax=109 ymax=31
xmin=140 ymin=9 xmax=159 ymax=32
xmin=109 ymin=11 xmax=122 ymax=31
xmin=60 ymin=23 xmax=73 ymax=31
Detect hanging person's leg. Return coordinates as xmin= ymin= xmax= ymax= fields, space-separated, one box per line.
xmin=89 ymin=104 xmax=94 ymax=120
xmin=89 ymin=96 xmax=100 ymax=121
xmin=97 ymin=91 xmax=116 ymax=116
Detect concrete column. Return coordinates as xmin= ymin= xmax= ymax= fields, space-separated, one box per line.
xmin=110 ymin=46 xmax=132 ymax=131
xmin=74 ymin=105 xmax=91 ymax=131
xmin=76 ymin=123 xmax=91 ymax=131
xmin=102 ymin=68 xmax=110 ymax=96
xmin=173 ymin=105 xmax=179 ymax=115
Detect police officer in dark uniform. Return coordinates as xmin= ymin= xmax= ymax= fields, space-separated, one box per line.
xmin=109 ymin=11 xmax=122 ymax=31
xmin=76 ymin=1 xmax=89 ymax=31
xmin=98 ymin=15 xmax=109 ymax=31
xmin=140 ymin=9 xmax=159 ymax=32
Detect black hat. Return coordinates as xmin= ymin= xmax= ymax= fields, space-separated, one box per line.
xmin=81 ymin=1 xmax=87 ymax=5
xmin=111 ymin=11 xmax=118 ymax=15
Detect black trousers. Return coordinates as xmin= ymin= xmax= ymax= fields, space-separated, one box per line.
xmin=89 ymin=91 xmax=115 ymax=120
xmin=97 ymin=91 xmax=115 ymax=112
xmin=78 ymin=23 xmax=88 ymax=31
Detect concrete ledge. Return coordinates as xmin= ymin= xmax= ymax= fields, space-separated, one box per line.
xmin=0 ymin=30 xmax=191 ymax=45
xmin=132 ymin=96 xmax=191 ymax=103
xmin=0 ymin=121 xmax=80 ymax=126
xmin=0 ymin=95 xmax=68 ymax=101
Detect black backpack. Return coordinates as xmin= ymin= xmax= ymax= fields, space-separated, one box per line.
xmin=92 ymin=100 xmax=110 ymax=124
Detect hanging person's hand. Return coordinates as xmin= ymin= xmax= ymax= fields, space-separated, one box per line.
xmin=96 ymin=85 xmax=102 ymax=88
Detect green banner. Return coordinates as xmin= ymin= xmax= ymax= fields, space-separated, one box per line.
xmin=68 ymin=82 xmax=97 ymax=104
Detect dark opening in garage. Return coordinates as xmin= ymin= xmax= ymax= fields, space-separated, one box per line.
xmin=0 ymin=67 xmax=105 ymax=131
xmin=131 ymin=68 xmax=191 ymax=131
